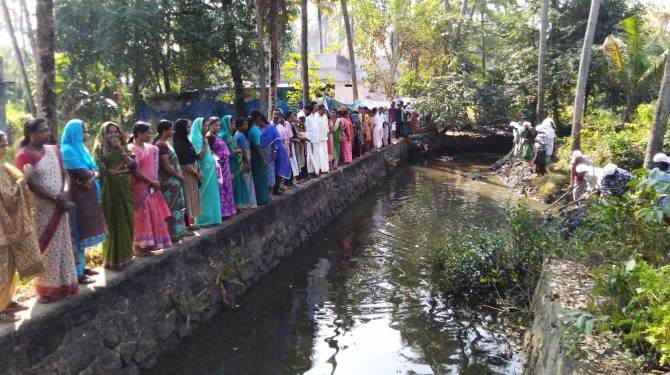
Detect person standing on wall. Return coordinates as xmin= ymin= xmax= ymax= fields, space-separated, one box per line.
xmin=60 ymin=119 xmax=105 ymax=284
xmin=247 ymin=110 xmax=270 ymax=205
xmin=15 ymin=119 xmax=79 ymax=303
xmin=0 ymin=130 xmax=43 ymax=322
xmin=304 ymin=103 xmax=320 ymax=177
xmin=316 ymin=104 xmax=330 ymax=174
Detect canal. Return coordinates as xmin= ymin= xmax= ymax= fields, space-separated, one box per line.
xmin=146 ymin=155 xmax=541 ymax=375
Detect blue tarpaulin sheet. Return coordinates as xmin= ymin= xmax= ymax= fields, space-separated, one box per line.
xmin=324 ymin=95 xmax=366 ymax=112
xmin=136 ymin=99 xmax=292 ymax=122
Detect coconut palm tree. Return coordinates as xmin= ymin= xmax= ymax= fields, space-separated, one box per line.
xmin=643 ymin=11 xmax=670 ymax=168
xmin=301 ymin=0 xmax=310 ymax=104
xmin=340 ymin=0 xmax=358 ymax=100
xmin=536 ymin=0 xmax=550 ymax=120
xmin=254 ymin=0 xmax=268 ymax=116
xmin=36 ymin=0 xmax=57 ymax=141
xmin=1 ymin=0 xmax=35 ymax=114
xmin=315 ymin=0 xmax=336 ymax=53
xmin=644 ymin=52 xmax=670 ymax=168
xmin=18 ymin=0 xmax=35 ymax=56
xmin=602 ymin=15 xmax=667 ymax=122
xmin=268 ymin=0 xmax=279 ymax=111
xmin=570 ymin=0 xmax=601 ymax=151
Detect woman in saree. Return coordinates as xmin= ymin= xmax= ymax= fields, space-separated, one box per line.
xmin=294 ymin=115 xmax=311 ymax=181
xmin=0 ymin=131 xmax=43 ymax=322
xmin=15 ymin=119 xmax=79 ymax=303
xmin=173 ymin=118 xmax=202 ymax=229
xmin=339 ymin=107 xmax=354 ymax=164
xmin=208 ymin=116 xmax=236 ymax=218
xmin=284 ymin=112 xmax=300 ymax=181
xmin=233 ymin=117 xmax=257 ymax=209
xmin=248 ymin=110 xmax=270 ymax=205
xmin=351 ymin=110 xmax=363 ymax=158
xmin=265 ymin=111 xmax=291 ymax=196
xmin=129 ymin=122 xmax=172 ymax=253
xmin=61 ymin=119 xmax=106 ymax=284
xmin=93 ymin=122 xmax=136 ymax=270
xmin=155 ymin=120 xmax=188 ymax=241
xmin=331 ymin=109 xmax=341 ymax=169
xmin=189 ymin=117 xmax=222 ymax=226
xmin=219 ymin=115 xmax=242 ymax=214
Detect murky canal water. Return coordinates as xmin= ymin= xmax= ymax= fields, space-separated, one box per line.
xmin=146 ymin=155 xmax=542 ymax=375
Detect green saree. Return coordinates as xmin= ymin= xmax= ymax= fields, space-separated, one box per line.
xmin=94 ymin=123 xmax=135 ymax=270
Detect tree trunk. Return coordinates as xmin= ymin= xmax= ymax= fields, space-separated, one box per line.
xmin=158 ymin=37 xmax=171 ymax=93
xmin=0 ymin=58 xmax=8 ymax=134
xmin=268 ymin=0 xmax=279 ymax=112
xmin=301 ymin=0 xmax=310 ymax=105
xmin=444 ymin=0 xmax=450 ymax=12
xmin=36 ymin=0 xmax=57 ymax=142
xmin=551 ymin=84 xmax=561 ymax=129
xmin=644 ymin=53 xmax=670 ymax=168
xmin=536 ymin=0 xmax=549 ymax=120
xmin=317 ymin=2 xmax=323 ymax=53
xmin=341 ymin=0 xmax=358 ymax=101
xmin=1 ymin=0 xmax=35 ymax=115
xmin=231 ymin=64 xmax=247 ymax=117
xmin=19 ymin=0 xmax=36 ymax=56
xmin=460 ymin=0 xmax=469 ymax=17
xmin=254 ymin=0 xmax=268 ymax=116
xmin=570 ymin=0 xmax=601 ymax=151
xmin=480 ymin=4 xmax=485 ymax=72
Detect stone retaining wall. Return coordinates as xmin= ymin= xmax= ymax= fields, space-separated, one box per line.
xmin=408 ymin=131 xmax=511 ymax=158
xmin=523 ymin=260 xmax=638 ymax=375
xmin=0 ymin=141 xmax=408 ymax=375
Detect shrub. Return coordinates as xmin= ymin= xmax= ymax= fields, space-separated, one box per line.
xmin=566 ymin=173 xmax=670 ymax=266
xmin=555 ymin=104 xmax=652 ymax=172
xmin=592 ymin=259 xmax=670 ymax=367
xmin=430 ymin=204 xmax=560 ymax=304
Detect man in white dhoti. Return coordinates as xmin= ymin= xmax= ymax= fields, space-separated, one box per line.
xmin=304 ymin=104 xmax=320 ymax=176
xmin=372 ymin=107 xmax=384 ymax=150
xmin=316 ymin=104 xmax=330 ymax=174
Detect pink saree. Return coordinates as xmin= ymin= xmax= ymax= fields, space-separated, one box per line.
xmin=130 ymin=143 xmax=172 ymax=250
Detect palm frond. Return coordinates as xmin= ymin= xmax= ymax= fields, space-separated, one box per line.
xmin=621 ymin=15 xmax=646 ymax=80
xmin=602 ymin=35 xmax=626 ymax=72
xmin=640 ymin=48 xmax=669 ymax=86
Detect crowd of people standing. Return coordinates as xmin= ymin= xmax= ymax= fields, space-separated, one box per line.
xmin=0 ymin=99 xmax=420 ymax=323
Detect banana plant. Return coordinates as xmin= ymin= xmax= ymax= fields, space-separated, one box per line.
xmin=602 ymin=15 xmax=667 ymax=122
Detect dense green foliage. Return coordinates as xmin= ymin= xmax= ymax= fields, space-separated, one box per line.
xmin=350 ymin=0 xmax=665 ymax=132
xmin=553 ymin=104 xmax=657 ymax=172
xmin=592 ymin=259 xmax=670 ymax=366
xmin=431 ymin=170 xmax=670 ymax=368
xmin=431 ymin=204 xmax=558 ymax=304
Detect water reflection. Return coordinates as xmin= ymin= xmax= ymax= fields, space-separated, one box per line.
xmin=145 ymin=156 xmax=528 ymax=375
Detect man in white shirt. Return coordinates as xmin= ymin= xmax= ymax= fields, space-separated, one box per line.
xmin=372 ymin=107 xmax=384 ymax=150
xmin=316 ymin=104 xmax=330 ymax=173
xmin=304 ymin=103 xmax=320 ymax=175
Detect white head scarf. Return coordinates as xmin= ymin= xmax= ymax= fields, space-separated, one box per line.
xmin=653 ymin=152 xmax=670 ymax=164
xmin=536 ymin=118 xmax=556 ymax=138
xmin=603 ymin=163 xmax=618 ymax=176
xmin=576 ymin=164 xmax=591 ymax=174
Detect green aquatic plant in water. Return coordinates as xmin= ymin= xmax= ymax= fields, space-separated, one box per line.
xmin=430 ymin=203 xmax=560 ymax=306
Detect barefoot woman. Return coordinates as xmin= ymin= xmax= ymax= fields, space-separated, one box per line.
xmin=0 ymin=131 xmax=43 ymax=321
xmin=15 ymin=119 xmax=79 ymax=303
